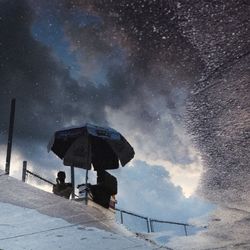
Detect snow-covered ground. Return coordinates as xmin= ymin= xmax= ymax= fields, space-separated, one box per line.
xmin=0 ymin=202 xmax=163 ymax=250
xmin=0 ymin=171 xmax=167 ymax=250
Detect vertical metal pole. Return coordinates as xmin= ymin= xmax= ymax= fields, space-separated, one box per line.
xmin=5 ymin=98 xmax=16 ymax=175
xmin=184 ymin=225 xmax=188 ymax=236
xmin=71 ymin=166 xmax=75 ymax=199
xmin=22 ymin=161 xmax=27 ymax=182
xmin=150 ymin=219 xmax=154 ymax=232
xmin=85 ymin=169 xmax=89 ymax=205
xmin=146 ymin=218 xmax=150 ymax=233
xmin=120 ymin=210 xmax=124 ymax=224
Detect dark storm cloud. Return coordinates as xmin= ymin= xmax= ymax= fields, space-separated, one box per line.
xmin=0 ymin=0 xmax=111 ymax=149
xmin=0 ymin=0 xmax=204 ymax=169
xmin=64 ymin=0 xmax=204 ymax=77
xmin=51 ymin=0 xmax=205 ymax=165
xmin=0 ymin=0 xmax=64 ymax=141
xmin=0 ymin=0 xmax=130 ymax=176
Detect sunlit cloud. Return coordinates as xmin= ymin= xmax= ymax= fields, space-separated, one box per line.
xmin=105 ymin=101 xmax=203 ymax=197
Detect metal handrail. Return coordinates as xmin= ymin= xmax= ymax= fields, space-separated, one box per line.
xmin=116 ymin=208 xmax=148 ymax=220
xmin=149 ymin=218 xmax=189 ymax=236
xmin=23 ymin=166 xmax=79 ymax=198
xmin=115 ymin=208 xmax=190 ymax=235
xmin=26 ymin=169 xmax=55 ymax=185
xmin=150 ymin=218 xmax=189 ymax=227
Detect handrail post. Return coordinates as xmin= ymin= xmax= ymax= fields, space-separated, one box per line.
xmin=184 ymin=225 xmax=188 ymax=236
xmin=85 ymin=169 xmax=88 ymax=205
xmin=150 ymin=219 xmax=154 ymax=232
xmin=120 ymin=210 xmax=124 ymax=224
xmin=5 ymin=98 xmax=16 ymax=175
xmin=146 ymin=217 xmax=150 ymax=233
xmin=22 ymin=161 xmax=27 ymax=182
xmin=71 ymin=166 xmax=75 ymax=199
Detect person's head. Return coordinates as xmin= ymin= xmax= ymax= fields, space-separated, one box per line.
xmin=57 ymin=171 xmax=66 ymax=183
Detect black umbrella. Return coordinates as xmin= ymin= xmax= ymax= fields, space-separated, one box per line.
xmin=48 ymin=123 xmax=135 ymax=170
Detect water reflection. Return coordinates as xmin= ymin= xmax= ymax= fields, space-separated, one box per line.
xmin=1 ymin=1 xmax=249 ymax=248
xmin=168 ymin=1 xmax=250 ymax=248
xmin=114 ymin=206 xmax=212 ymax=246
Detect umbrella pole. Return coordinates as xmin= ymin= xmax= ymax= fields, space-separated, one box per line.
xmin=85 ymin=169 xmax=89 ymax=205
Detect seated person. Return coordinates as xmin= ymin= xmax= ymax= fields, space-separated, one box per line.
xmin=89 ymin=170 xmax=117 ymax=208
xmin=53 ymin=171 xmax=73 ymax=199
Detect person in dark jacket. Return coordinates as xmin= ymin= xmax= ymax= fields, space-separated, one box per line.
xmin=90 ymin=170 xmax=117 ymax=208
xmin=53 ymin=171 xmax=73 ymax=199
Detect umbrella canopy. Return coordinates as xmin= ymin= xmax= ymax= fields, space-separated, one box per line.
xmin=48 ymin=123 xmax=135 ymax=170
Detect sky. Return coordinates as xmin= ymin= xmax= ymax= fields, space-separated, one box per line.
xmin=0 ymin=0 xmax=249 ymax=229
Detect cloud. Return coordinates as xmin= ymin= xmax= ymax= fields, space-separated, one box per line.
xmin=112 ymin=160 xmax=212 ymax=223
xmin=58 ymin=2 xmax=205 ymax=195
xmin=0 ymin=0 xmax=202 ymax=170
xmin=0 ymin=0 xmax=77 ymax=141
xmin=104 ymin=98 xmax=203 ymax=196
